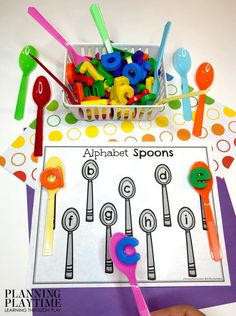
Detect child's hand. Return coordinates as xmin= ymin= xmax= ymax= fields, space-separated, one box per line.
xmin=151 ymin=305 xmax=205 ymax=316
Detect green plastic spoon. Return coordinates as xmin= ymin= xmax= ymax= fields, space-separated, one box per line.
xmin=90 ymin=3 xmax=113 ymax=53
xmin=14 ymin=45 xmax=38 ymax=120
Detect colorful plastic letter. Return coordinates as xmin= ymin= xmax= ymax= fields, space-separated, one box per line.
xmin=73 ymin=82 xmax=84 ymax=103
xmin=117 ymin=85 xmax=134 ymax=104
xmin=101 ymin=51 xmax=121 ymax=71
xmin=92 ymin=80 xmax=105 ymax=97
xmin=110 ymin=76 xmax=130 ymax=101
xmin=92 ymin=58 xmax=114 ymax=86
xmin=132 ymin=50 xmax=144 ymax=65
xmin=140 ymin=93 xmax=156 ymax=105
xmin=122 ymin=63 xmax=142 ymax=85
xmin=189 ymin=167 xmax=211 ymax=189
xmin=146 ymin=76 xmax=154 ymax=92
xmin=116 ymin=236 xmax=141 ymax=265
xmin=79 ymin=61 xmax=104 ymax=81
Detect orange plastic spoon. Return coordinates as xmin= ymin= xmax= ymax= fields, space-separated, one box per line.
xmin=192 ymin=63 xmax=214 ymax=136
xmin=189 ymin=161 xmax=222 ymax=261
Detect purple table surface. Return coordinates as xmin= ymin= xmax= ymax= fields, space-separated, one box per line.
xmin=26 ymin=178 xmax=236 ymax=316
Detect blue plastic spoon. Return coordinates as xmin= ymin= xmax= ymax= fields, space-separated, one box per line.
xmin=152 ymin=21 xmax=171 ymax=102
xmin=173 ymin=48 xmax=192 ymax=121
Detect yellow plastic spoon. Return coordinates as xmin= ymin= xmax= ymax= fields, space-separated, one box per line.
xmin=40 ymin=157 xmax=64 ymax=256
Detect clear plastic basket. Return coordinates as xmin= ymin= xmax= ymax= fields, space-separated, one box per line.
xmin=63 ymin=43 xmax=168 ymax=121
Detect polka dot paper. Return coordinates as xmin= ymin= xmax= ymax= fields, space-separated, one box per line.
xmin=1 ymin=74 xmax=235 ymax=189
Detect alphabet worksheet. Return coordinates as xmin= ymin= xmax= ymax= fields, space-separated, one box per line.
xmin=28 ymin=144 xmax=230 ymax=288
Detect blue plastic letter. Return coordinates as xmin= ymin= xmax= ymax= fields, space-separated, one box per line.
xmin=116 ymin=236 xmax=141 ymax=265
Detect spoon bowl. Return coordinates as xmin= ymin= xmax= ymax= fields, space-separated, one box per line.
xmin=173 ymin=48 xmax=191 ymax=75
xmin=118 ymin=177 xmax=136 ymax=199
xmin=196 ymin=63 xmax=214 ymax=90
xmin=154 ymin=164 xmax=172 ymax=185
xmin=61 ymin=207 xmax=80 ymax=232
xmin=190 ymin=161 xmax=213 ymax=199
xmin=173 ymin=48 xmax=192 ymax=121
xmin=110 ymin=232 xmax=137 ymax=279
xmin=82 ymin=160 xmax=99 ymax=181
xmin=178 ymin=207 xmax=195 ymax=231
xmin=100 ymin=202 xmax=118 ymax=227
xmin=19 ymin=45 xmax=38 ymax=74
xmin=33 ymin=76 xmax=51 ymax=108
xmin=139 ymin=209 xmax=157 ymax=233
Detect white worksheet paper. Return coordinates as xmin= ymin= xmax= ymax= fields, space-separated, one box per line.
xmin=28 ymin=144 xmax=230 ymax=288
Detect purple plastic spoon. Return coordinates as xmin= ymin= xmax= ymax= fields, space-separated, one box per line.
xmin=110 ymin=232 xmax=151 ymax=316
xmin=28 ymin=7 xmax=89 ymax=66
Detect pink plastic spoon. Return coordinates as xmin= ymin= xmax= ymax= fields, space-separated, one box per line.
xmin=110 ymin=232 xmax=151 ymax=316
xmin=28 ymin=7 xmax=89 ymax=66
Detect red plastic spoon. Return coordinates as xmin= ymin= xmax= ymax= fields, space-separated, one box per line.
xmin=192 ymin=63 xmax=214 ymax=136
xmin=33 ymin=76 xmax=51 ymax=157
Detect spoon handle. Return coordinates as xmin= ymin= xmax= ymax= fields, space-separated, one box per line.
xmin=65 ymin=231 xmax=73 ymax=279
xmin=130 ymin=281 xmax=151 ymax=316
xmin=125 ymin=199 xmax=133 ymax=236
xmin=146 ymin=233 xmax=156 ymax=280
xmin=199 ymin=195 xmax=207 ymax=230
xmin=192 ymin=94 xmax=206 ymax=136
xmin=14 ymin=73 xmax=28 ymax=120
xmin=155 ymin=21 xmax=171 ymax=72
xmin=204 ymin=201 xmax=222 ymax=261
xmin=152 ymin=22 xmax=171 ymax=101
xmin=181 ymin=74 xmax=192 ymax=121
xmin=43 ymin=190 xmax=55 ymax=256
xmin=185 ymin=230 xmax=197 ymax=277
xmin=90 ymin=3 xmax=113 ymax=53
xmin=86 ymin=180 xmax=94 ymax=222
xmin=28 ymin=7 xmax=88 ymax=65
xmin=29 ymin=54 xmax=77 ymax=104
xmin=34 ymin=107 xmax=44 ymax=157
xmin=162 ymin=185 xmax=171 ymax=226
xmin=105 ymin=226 xmax=113 ymax=273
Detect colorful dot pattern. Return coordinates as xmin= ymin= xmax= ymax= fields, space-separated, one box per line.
xmin=1 ymin=76 xmax=236 ymax=189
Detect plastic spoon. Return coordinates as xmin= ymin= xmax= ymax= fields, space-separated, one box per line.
xmin=152 ymin=21 xmax=171 ymax=101
xmin=33 ymin=76 xmax=51 ymax=157
xmin=14 ymin=45 xmax=38 ymax=120
xmin=90 ymin=3 xmax=113 ymax=53
xmin=173 ymin=48 xmax=192 ymax=121
xmin=29 ymin=54 xmax=77 ymax=104
xmin=100 ymin=203 xmax=118 ymax=273
xmin=28 ymin=7 xmax=89 ymax=66
xmin=189 ymin=161 xmax=222 ymax=261
xmin=40 ymin=157 xmax=64 ymax=256
xmin=192 ymin=63 xmax=214 ymax=136
xmin=110 ymin=232 xmax=151 ymax=316
xmin=61 ymin=207 xmax=80 ymax=279
xmin=178 ymin=207 xmax=197 ymax=277
xmin=118 ymin=177 xmax=136 ymax=236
